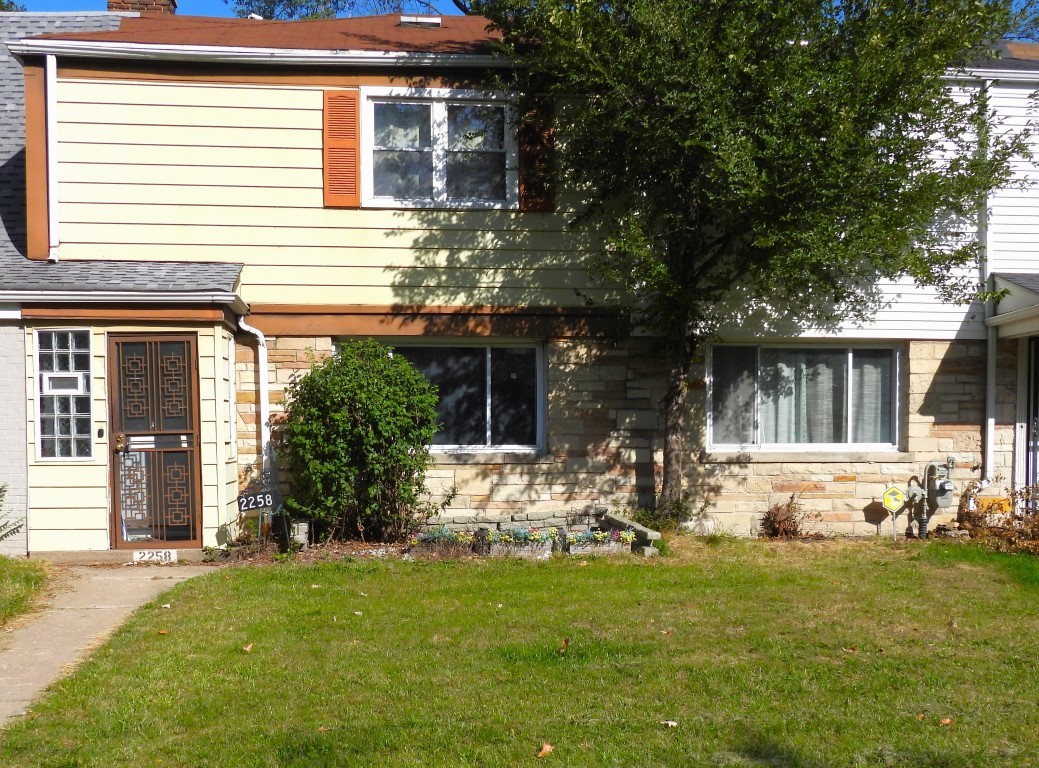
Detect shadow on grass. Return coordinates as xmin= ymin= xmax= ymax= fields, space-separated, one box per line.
xmin=914 ymin=541 xmax=1039 ymax=590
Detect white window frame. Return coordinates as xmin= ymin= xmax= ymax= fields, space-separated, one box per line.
xmin=707 ymin=343 xmax=901 ymax=452
xmin=345 ymin=338 xmax=546 ymax=453
xmin=228 ymin=334 xmax=237 ymax=460
xmin=360 ymin=86 xmax=519 ymax=211
xmin=34 ymin=328 xmax=94 ymax=462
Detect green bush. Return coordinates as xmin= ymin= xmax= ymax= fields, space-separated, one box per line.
xmin=281 ymin=339 xmax=440 ymax=542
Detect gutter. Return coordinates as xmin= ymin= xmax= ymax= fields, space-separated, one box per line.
xmin=0 ymin=289 xmax=247 ymax=313
xmin=45 ymin=54 xmax=58 ymax=262
xmin=7 ymin=39 xmax=511 ymax=68
xmin=236 ymin=315 xmax=275 ymax=503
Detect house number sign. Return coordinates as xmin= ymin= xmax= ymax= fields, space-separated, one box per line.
xmin=238 ymin=491 xmax=274 ymax=513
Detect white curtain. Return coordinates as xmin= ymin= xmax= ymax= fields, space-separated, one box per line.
xmin=852 ymin=351 xmax=893 ymax=443
xmin=761 ymin=350 xmax=846 ymax=444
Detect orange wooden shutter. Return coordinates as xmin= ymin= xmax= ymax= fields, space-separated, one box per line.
xmin=518 ymin=100 xmax=555 ymax=213
xmin=324 ymin=90 xmax=361 ymax=208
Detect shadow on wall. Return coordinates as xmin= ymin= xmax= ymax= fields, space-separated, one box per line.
xmin=0 ymin=148 xmax=27 ymax=256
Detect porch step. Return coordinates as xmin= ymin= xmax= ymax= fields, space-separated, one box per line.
xmin=28 ymin=549 xmax=209 ymax=565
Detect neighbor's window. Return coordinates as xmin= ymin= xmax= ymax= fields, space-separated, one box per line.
xmin=37 ymin=329 xmax=92 ymax=459
xmin=364 ymin=88 xmax=517 ymax=208
xmin=393 ymin=345 xmax=540 ymax=449
xmin=710 ymin=345 xmax=897 ymax=448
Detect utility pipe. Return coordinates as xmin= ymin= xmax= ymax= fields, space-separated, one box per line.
xmin=237 ymin=316 xmax=277 ymax=540
xmin=980 ymin=78 xmax=996 ymax=486
xmin=45 ymin=54 xmax=59 ymax=262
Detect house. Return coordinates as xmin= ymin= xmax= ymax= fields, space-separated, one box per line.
xmin=1 ymin=5 xmax=1038 ymax=555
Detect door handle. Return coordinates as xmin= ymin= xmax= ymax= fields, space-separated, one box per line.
xmin=113 ymin=433 xmax=127 ymax=452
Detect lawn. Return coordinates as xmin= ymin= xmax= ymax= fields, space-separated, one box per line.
xmin=0 ymin=556 xmax=46 ymax=627
xmin=2 ymin=539 xmax=1038 ymax=767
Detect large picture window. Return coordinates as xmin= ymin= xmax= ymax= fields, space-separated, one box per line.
xmin=36 ymin=329 xmax=92 ymax=459
xmin=710 ymin=345 xmax=897 ymax=449
xmin=362 ymin=88 xmax=518 ymax=209
xmin=393 ymin=345 xmax=541 ymax=449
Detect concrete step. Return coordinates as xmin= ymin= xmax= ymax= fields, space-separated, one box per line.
xmin=28 ymin=549 xmax=210 ymax=565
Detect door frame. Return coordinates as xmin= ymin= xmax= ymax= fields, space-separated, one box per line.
xmin=107 ymin=332 xmax=204 ymax=549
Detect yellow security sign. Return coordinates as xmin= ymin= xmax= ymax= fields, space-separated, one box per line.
xmin=882 ymin=486 xmax=905 ymax=513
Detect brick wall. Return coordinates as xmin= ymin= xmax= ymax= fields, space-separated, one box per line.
xmin=0 ymin=323 xmax=27 ymax=557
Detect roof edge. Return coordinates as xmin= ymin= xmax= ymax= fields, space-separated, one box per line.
xmin=7 ymin=38 xmax=511 ymax=68
xmin=0 ymin=289 xmax=248 ymax=314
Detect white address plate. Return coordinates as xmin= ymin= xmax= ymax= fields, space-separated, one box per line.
xmin=133 ymin=549 xmax=177 ymax=564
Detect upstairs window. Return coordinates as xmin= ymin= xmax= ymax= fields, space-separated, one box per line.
xmin=36 ymin=329 xmax=92 ymax=459
xmin=324 ymin=88 xmax=549 ymax=211
xmin=364 ymin=89 xmax=516 ymax=209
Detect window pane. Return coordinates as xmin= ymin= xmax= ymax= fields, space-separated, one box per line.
xmin=491 ymin=348 xmax=537 ymax=445
xmin=74 ymin=438 xmax=91 ymax=457
xmin=852 ymin=350 xmax=893 ymax=443
xmin=712 ymin=347 xmax=756 ymax=444
xmin=71 ymin=331 xmax=90 ymax=351
xmin=41 ymin=416 xmax=55 ymax=436
xmin=40 ymin=439 xmax=55 ymax=458
xmin=74 ymin=396 xmax=90 ymax=414
xmin=374 ymin=103 xmax=431 ymax=149
xmin=38 ymin=332 xmax=54 ymax=351
xmin=55 ymin=333 xmax=70 ymax=351
xmin=395 ymin=347 xmax=487 ymax=445
xmin=446 ymin=153 xmax=506 ymax=200
xmin=448 ymin=105 xmax=504 ymax=150
xmin=760 ymin=349 xmax=847 ymax=444
xmin=373 ymin=150 xmax=434 ymax=199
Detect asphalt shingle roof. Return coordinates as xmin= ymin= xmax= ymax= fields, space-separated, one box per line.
xmin=0 ymin=12 xmax=242 ymax=296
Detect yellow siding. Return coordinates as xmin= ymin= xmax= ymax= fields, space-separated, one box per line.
xmin=24 ymin=322 xmax=235 ymax=551
xmin=54 ymin=77 xmax=603 ymax=309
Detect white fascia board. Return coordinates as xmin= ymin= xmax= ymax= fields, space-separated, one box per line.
xmin=948 ymin=67 xmax=1039 ymax=83
xmin=0 ymin=303 xmax=20 ymax=320
xmin=6 ymin=38 xmax=511 ymax=68
xmin=0 ymin=290 xmax=248 ymax=314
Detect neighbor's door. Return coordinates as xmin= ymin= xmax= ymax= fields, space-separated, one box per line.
xmin=109 ymin=334 xmax=202 ymax=548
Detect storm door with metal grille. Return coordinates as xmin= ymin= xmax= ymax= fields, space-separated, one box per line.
xmin=109 ymin=335 xmax=202 ymax=548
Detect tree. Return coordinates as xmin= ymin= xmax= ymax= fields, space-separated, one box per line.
xmin=0 ymin=1 xmax=27 ymax=10
xmin=226 ymin=0 xmax=468 ymax=21
xmin=478 ymin=0 xmax=1036 ymax=508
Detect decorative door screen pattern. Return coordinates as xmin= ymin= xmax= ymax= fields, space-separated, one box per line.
xmin=111 ymin=338 xmax=199 ymax=545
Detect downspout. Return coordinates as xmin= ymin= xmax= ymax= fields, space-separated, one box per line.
xmin=236 ymin=315 xmax=275 ymax=501
xmin=45 ymin=54 xmax=59 ymax=262
xmin=980 ymin=78 xmax=996 ymax=486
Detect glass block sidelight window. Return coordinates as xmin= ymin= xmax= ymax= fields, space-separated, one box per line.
xmin=710 ymin=345 xmax=898 ymax=449
xmin=37 ymin=329 xmax=92 ymax=459
xmin=393 ymin=345 xmax=541 ymax=449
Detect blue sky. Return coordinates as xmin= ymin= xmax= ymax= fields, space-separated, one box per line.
xmin=24 ymin=0 xmax=237 ymax=16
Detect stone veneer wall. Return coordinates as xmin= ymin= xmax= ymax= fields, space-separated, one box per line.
xmin=235 ymin=335 xmax=667 ymax=529
xmin=234 ymin=336 xmax=1018 ymax=536
xmin=0 ymin=323 xmax=27 ymax=557
xmin=689 ymin=339 xmax=1018 ymax=535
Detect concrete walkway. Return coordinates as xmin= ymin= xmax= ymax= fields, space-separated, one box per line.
xmin=0 ymin=564 xmax=214 ymax=728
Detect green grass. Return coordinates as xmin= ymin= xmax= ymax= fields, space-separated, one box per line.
xmin=0 ymin=556 xmax=47 ymax=626
xmin=3 ymin=539 xmax=1039 ymax=767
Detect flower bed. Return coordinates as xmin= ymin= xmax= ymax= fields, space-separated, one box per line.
xmin=566 ymin=528 xmax=635 ymax=555
xmin=486 ymin=527 xmax=559 ymax=558
xmin=410 ymin=527 xmax=476 ymax=558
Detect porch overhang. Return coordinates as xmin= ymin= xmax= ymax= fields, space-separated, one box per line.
xmin=986 ymin=273 xmax=1039 ymax=339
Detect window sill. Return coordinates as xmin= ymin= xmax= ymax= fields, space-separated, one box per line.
xmin=701 ymin=450 xmax=914 ymax=464
xmin=432 ymin=451 xmax=554 ymax=466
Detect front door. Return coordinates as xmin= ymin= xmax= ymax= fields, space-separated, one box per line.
xmin=109 ymin=334 xmax=202 ymax=548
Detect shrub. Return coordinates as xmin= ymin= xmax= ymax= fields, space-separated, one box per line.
xmin=0 ymin=484 xmax=22 ymax=544
xmin=759 ymin=495 xmax=806 ymax=539
xmin=629 ymin=496 xmax=697 ymax=533
xmin=281 ymin=339 xmax=440 ymax=543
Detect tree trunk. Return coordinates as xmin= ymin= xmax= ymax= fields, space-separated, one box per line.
xmin=659 ymin=361 xmax=689 ymax=509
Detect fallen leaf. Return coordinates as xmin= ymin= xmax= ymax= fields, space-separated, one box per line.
xmin=940 ymin=718 xmax=953 ymax=726
xmin=310 ymin=584 xmax=321 ymax=589
xmin=559 ymin=637 xmax=570 ymax=654
xmin=842 ymin=646 xmax=859 ymax=654
xmin=161 ymin=604 xmax=171 ymax=609
xmin=353 ymin=611 xmax=363 ymax=616
xmin=158 ymin=629 xmax=169 ymax=636
xmin=578 ymin=561 xmax=589 ymax=567
xmin=360 ymin=592 xmax=367 ymax=596
xmin=536 ymin=743 xmax=554 ymax=758
xmin=917 ymin=713 xmax=926 ymax=721
xmin=661 ymin=630 xmax=673 ymax=637
xmin=243 ymin=643 xmax=253 ymax=653
xmin=318 ymin=726 xmax=329 ymax=733
xmin=660 ymin=720 xmax=678 ymax=728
